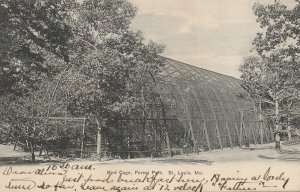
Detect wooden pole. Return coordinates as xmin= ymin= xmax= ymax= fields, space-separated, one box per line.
xmin=225 ymin=120 xmax=233 ymax=148
xmin=287 ymin=115 xmax=291 ymax=141
xmin=263 ymin=120 xmax=269 ymax=143
xmin=234 ymin=124 xmax=241 ymax=147
xmin=188 ymin=121 xmax=197 ymax=152
xmin=239 ymin=111 xmax=244 ymax=147
xmin=203 ymin=120 xmax=211 ymax=151
xmin=127 ymin=135 xmax=130 ymax=159
xmin=165 ymin=125 xmax=171 ymax=156
xmin=287 ymin=124 xmax=291 ymax=141
xmin=259 ymin=100 xmax=264 ymax=144
xmin=177 ymin=86 xmax=197 ymax=152
xmin=215 ymin=121 xmax=223 ymax=150
xmin=155 ymin=96 xmax=171 ymax=157
xmin=195 ymin=86 xmax=222 ymax=150
xmin=148 ymin=72 xmax=171 ymax=157
xmin=251 ymin=121 xmax=257 ymax=145
xmin=275 ymin=99 xmax=279 ymax=131
xmin=80 ymin=117 xmax=86 ymax=158
xmin=190 ymin=88 xmax=210 ymax=151
xmin=96 ymin=119 xmax=101 ymax=160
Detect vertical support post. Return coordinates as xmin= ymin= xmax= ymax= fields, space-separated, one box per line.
xmin=165 ymin=124 xmax=171 ymax=156
xmin=126 ymin=120 xmax=130 ymax=159
xmin=239 ymin=111 xmax=246 ymax=147
xmin=263 ymin=120 xmax=269 ymax=143
xmin=287 ymin=124 xmax=291 ymax=141
xmin=174 ymin=85 xmax=196 ymax=152
xmin=251 ymin=121 xmax=257 ymax=145
xmin=127 ymin=135 xmax=130 ymax=159
xmin=242 ymin=119 xmax=250 ymax=147
xmin=156 ymin=102 xmax=171 ymax=157
xmin=234 ymin=124 xmax=241 ymax=147
xmin=215 ymin=121 xmax=223 ymax=150
xmin=56 ymin=124 xmax=59 ymax=157
xmin=190 ymin=88 xmax=210 ymax=151
xmin=225 ymin=120 xmax=233 ymax=148
xmin=239 ymin=110 xmax=244 ymax=147
xmin=154 ymin=120 xmax=157 ymax=155
xmin=196 ymin=86 xmax=223 ymax=150
xmin=96 ymin=119 xmax=102 ymax=160
xmin=188 ymin=121 xmax=197 ymax=152
xmin=81 ymin=117 xmax=86 ymax=158
xmin=275 ymin=99 xmax=279 ymax=131
xmin=259 ymin=100 xmax=264 ymax=144
xmin=287 ymin=116 xmax=291 ymax=141
xmin=203 ymin=120 xmax=211 ymax=151
xmin=211 ymin=89 xmax=233 ymax=149
xmin=274 ymin=98 xmax=280 ymax=149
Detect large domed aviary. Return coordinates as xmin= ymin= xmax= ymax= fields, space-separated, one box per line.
xmin=130 ymin=57 xmax=274 ymax=152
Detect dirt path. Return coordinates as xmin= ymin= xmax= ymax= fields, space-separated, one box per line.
xmin=0 ymin=142 xmax=299 ymax=165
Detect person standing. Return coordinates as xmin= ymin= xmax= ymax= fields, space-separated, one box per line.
xmin=275 ymin=132 xmax=281 ymax=150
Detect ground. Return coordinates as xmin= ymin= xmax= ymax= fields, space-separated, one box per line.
xmin=1 ymin=143 xmax=299 ymax=191
xmin=0 ymin=142 xmax=300 ymax=165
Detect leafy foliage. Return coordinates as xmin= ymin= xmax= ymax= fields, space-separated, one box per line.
xmin=0 ymin=0 xmax=165 ymax=160
xmin=240 ymin=0 xmax=300 ymax=128
xmin=67 ymin=0 xmax=165 ymax=126
xmin=0 ymin=0 xmax=75 ymax=95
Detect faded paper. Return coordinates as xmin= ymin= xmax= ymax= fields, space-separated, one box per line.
xmin=0 ymin=161 xmax=299 ymax=191
xmin=1 ymin=0 xmax=300 ymax=192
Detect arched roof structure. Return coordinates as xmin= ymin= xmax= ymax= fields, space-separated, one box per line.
xmin=44 ymin=57 xmax=274 ymax=155
xmin=151 ymin=57 xmax=273 ymax=150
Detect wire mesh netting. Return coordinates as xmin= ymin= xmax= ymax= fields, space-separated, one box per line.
xmin=35 ymin=57 xmax=273 ymax=158
xmin=96 ymin=57 xmax=274 ymax=158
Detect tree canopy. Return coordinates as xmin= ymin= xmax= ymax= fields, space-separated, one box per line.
xmin=240 ymin=0 xmax=300 ymax=129
xmin=0 ymin=0 xmax=76 ymax=95
xmin=0 ymin=0 xmax=165 ymax=160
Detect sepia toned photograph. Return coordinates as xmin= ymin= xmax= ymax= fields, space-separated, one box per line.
xmin=0 ymin=0 xmax=299 ymax=191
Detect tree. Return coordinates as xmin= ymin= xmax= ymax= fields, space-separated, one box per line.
xmin=0 ymin=0 xmax=75 ymax=96
xmin=1 ymin=85 xmax=50 ymax=161
xmin=239 ymin=56 xmax=290 ymax=125
xmin=0 ymin=0 xmax=77 ymax=161
xmin=0 ymin=0 xmax=166 ymax=160
xmin=66 ymin=0 xmax=165 ymax=158
xmin=240 ymin=0 xmax=300 ymax=138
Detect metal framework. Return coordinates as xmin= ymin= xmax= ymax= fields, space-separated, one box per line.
xmin=40 ymin=57 xmax=274 ymax=158
xmin=149 ymin=57 xmax=273 ymax=151
xmin=104 ymin=57 xmax=274 ymax=158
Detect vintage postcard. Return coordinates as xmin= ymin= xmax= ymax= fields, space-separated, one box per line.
xmin=0 ymin=0 xmax=299 ymax=191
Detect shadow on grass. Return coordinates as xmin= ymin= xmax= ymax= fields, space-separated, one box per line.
xmin=258 ymin=147 xmax=300 ymax=162
xmin=278 ymin=157 xmax=300 ymax=162
xmin=278 ymin=147 xmax=300 ymax=162
xmin=150 ymin=158 xmax=213 ymax=165
xmin=278 ymin=148 xmax=300 ymax=154
xmin=0 ymin=156 xmax=67 ymax=166
xmin=242 ymin=146 xmax=274 ymax=150
xmin=100 ymin=157 xmax=213 ymax=165
xmin=257 ymin=154 xmax=276 ymax=160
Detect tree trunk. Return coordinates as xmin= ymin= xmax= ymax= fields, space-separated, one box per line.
xmin=148 ymin=71 xmax=171 ymax=157
xmin=287 ymin=116 xmax=291 ymax=141
xmin=80 ymin=117 xmax=86 ymax=158
xmin=29 ymin=142 xmax=35 ymax=162
xmin=39 ymin=143 xmax=43 ymax=156
xmin=275 ymin=99 xmax=279 ymax=131
xmin=31 ymin=150 xmax=36 ymax=161
xmin=259 ymin=100 xmax=264 ymax=144
xmin=14 ymin=141 xmax=17 ymax=151
xmin=274 ymin=99 xmax=280 ymax=149
xmin=96 ymin=119 xmax=102 ymax=160
xmin=287 ymin=125 xmax=291 ymax=141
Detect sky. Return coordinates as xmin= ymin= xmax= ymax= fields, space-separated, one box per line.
xmin=128 ymin=0 xmax=295 ymax=78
